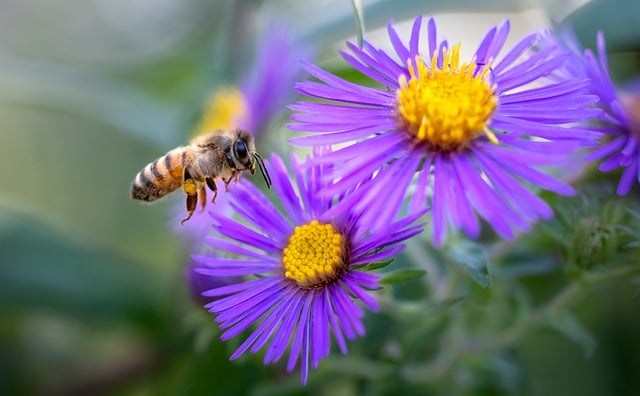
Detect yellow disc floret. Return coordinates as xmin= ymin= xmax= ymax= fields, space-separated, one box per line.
xmin=396 ymin=43 xmax=499 ymax=152
xmin=282 ymin=220 xmax=346 ymax=288
xmin=193 ymin=87 xmax=248 ymax=137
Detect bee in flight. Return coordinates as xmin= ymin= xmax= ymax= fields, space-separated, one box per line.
xmin=131 ymin=128 xmax=271 ymax=224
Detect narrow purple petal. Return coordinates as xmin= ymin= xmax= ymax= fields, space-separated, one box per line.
xmin=300 ymin=311 xmax=311 ymax=385
xmin=250 ymin=295 xmax=297 ymax=354
xmin=493 ymin=33 xmax=538 ymax=75
xmin=342 ymin=43 xmax=399 ymax=86
xmin=342 ymin=275 xmax=378 ymax=312
xmin=325 ymin=287 xmax=348 ymax=354
xmin=265 ymin=289 xmax=305 ymax=364
xmin=269 ymin=154 xmax=304 ymax=225
xmin=387 ymin=19 xmax=410 ymax=62
xmin=427 ymin=17 xmax=437 ymax=57
xmin=600 ymin=154 xmax=624 ymax=172
xmin=208 ymin=278 xmax=282 ymax=313
xmin=431 ymin=155 xmax=449 ymax=246
xmin=289 ymin=123 xmax=395 ymax=146
xmin=347 ymin=271 xmax=380 ymax=290
xmin=311 ymin=290 xmax=329 ymax=369
xmin=203 ymin=236 xmax=279 ymax=262
xmin=474 ymin=26 xmax=497 ymax=64
xmin=212 ymin=216 xmax=281 ymax=252
xmin=351 ymin=244 xmax=404 ymax=265
xmin=456 ymin=155 xmax=516 ymax=239
xmin=332 ymin=286 xmax=366 ymax=337
xmin=473 ymin=148 xmax=553 ymax=220
xmin=286 ymin=292 xmax=313 ymax=373
xmin=484 ymin=146 xmax=575 ymax=195
xmin=449 ymin=156 xmax=481 ymax=237
xmin=201 ymin=276 xmax=275 ymax=298
xmin=220 ymin=291 xmax=280 ymax=339
xmin=410 ymin=154 xmax=432 ymax=215
xmin=487 ymin=20 xmax=510 ymax=59
xmin=409 ymin=16 xmax=423 ymax=57
xmin=617 ymin=158 xmax=638 ymax=195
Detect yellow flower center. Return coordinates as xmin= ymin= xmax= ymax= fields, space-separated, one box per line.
xmin=193 ymin=87 xmax=247 ymax=136
xmin=396 ymin=43 xmax=499 ymax=152
xmin=282 ymin=220 xmax=346 ymax=288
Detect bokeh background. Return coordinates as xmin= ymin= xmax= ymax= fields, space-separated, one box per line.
xmin=1 ymin=0 xmax=640 ymax=395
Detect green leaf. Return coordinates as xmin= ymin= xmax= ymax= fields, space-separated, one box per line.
xmin=380 ymin=268 xmax=426 ymax=285
xmin=547 ymin=313 xmax=597 ymax=358
xmin=0 ymin=209 xmax=165 ymax=329
xmin=319 ymin=355 xmax=393 ymax=380
xmin=447 ymin=240 xmax=491 ymax=288
xmin=495 ymin=252 xmax=558 ymax=278
xmin=352 ymin=258 xmax=395 ymax=271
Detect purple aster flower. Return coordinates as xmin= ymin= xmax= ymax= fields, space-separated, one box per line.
xmin=577 ymin=32 xmax=640 ymax=195
xmin=177 ymin=24 xmax=313 ymax=243
xmin=289 ymin=16 xmax=602 ymax=246
xmin=191 ymin=152 xmax=425 ymax=384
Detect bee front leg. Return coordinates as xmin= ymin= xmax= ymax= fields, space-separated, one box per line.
xmin=181 ymin=168 xmax=198 ymax=224
xmin=205 ymin=177 xmax=218 ymax=204
xmin=223 ymin=172 xmax=237 ymax=192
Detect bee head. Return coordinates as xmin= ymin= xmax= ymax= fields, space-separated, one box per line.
xmin=231 ymin=130 xmax=271 ymax=188
xmin=232 ymin=138 xmax=252 ymax=168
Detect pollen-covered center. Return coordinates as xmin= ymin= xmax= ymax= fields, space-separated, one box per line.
xmin=396 ymin=44 xmax=498 ymax=152
xmin=194 ymin=87 xmax=247 ymax=137
xmin=282 ymin=220 xmax=346 ymax=288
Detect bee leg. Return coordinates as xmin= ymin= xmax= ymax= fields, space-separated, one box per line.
xmin=223 ymin=172 xmax=237 ymax=192
xmin=199 ymin=186 xmax=207 ymax=211
xmin=181 ymin=168 xmax=198 ymax=224
xmin=181 ymin=193 xmax=197 ymax=224
xmin=205 ymin=177 xmax=218 ymax=204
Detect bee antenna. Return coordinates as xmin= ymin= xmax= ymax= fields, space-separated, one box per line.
xmin=253 ymin=152 xmax=272 ymax=188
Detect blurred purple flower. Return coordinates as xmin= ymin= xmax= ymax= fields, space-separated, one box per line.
xmin=289 ymin=16 xmax=601 ymax=245
xmin=576 ymin=32 xmax=640 ymax=195
xmin=191 ymin=152 xmax=425 ymax=384
xmin=177 ymin=24 xmax=313 ymax=245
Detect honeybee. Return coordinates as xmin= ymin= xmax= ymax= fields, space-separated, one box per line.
xmin=131 ymin=128 xmax=271 ymax=224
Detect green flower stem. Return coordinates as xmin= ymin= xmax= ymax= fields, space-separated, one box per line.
xmin=465 ymin=263 xmax=640 ymax=353
xmin=403 ymin=263 xmax=640 ymax=381
xmin=349 ymin=0 xmax=365 ymax=48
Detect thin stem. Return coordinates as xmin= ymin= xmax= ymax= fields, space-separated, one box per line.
xmin=403 ymin=262 xmax=640 ymax=381
xmin=350 ymin=0 xmax=365 ymax=48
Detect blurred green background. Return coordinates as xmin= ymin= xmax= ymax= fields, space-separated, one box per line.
xmin=1 ymin=0 xmax=640 ymax=395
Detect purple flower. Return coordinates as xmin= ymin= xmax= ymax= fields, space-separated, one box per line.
xmin=578 ymin=32 xmax=640 ymax=195
xmin=191 ymin=152 xmax=425 ymax=384
xmin=289 ymin=16 xmax=602 ymax=245
xmin=177 ymin=24 xmax=313 ymax=243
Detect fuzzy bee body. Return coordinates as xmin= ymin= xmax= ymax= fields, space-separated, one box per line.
xmin=131 ymin=129 xmax=271 ymax=223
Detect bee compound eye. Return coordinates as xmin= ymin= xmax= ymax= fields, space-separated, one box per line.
xmin=235 ymin=139 xmax=249 ymax=159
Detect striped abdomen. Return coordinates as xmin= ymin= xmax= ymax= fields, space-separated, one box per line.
xmin=131 ymin=147 xmax=192 ymax=202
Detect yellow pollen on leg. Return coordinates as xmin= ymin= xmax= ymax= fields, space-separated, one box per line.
xmin=282 ymin=220 xmax=346 ymax=288
xmin=183 ymin=179 xmax=197 ymax=195
xmin=396 ymin=44 xmax=499 ymax=152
